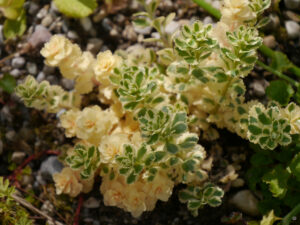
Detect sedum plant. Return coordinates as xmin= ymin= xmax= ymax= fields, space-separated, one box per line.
xmin=0 ymin=0 xmax=26 ymax=39
xmin=0 ymin=177 xmax=33 ymax=225
xmin=15 ymin=0 xmax=300 ymax=218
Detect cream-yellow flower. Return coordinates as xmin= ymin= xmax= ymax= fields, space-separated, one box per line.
xmin=75 ymin=106 xmax=118 ymax=145
xmin=40 ymin=35 xmax=81 ymax=67
xmin=60 ymin=109 xmax=80 ymax=137
xmin=221 ymin=0 xmax=256 ymax=25
xmin=53 ymin=167 xmax=83 ymax=197
xmin=93 ymin=50 xmax=121 ymax=84
xmin=281 ymin=103 xmax=300 ymax=134
xmin=99 ymin=133 xmax=131 ymax=164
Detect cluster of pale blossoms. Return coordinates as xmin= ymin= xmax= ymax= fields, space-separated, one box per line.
xmin=39 ymin=33 xmax=177 ymax=216
xmin=17 ymin=0 xmax=299 ymax=218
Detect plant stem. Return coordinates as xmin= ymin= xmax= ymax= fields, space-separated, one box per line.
xmin=281 ymin=203 xmax=300 ymax=225
xmin=259 ymin=45 xmax=300 ymax=78
xmin=73 ymin=195 xmax=84 ymax=225
xmin=257 ymin=61 xmax=299 ymax=87
xmin=193 ymin=0 xmax=221 ymax=19
xmin=192 ymin=0 xmax=300 ymax=84
xmin=12 ymin=194 xmax=64 ymax=225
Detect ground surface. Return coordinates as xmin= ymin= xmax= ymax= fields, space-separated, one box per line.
xmin=1 ymin=0 xmax=300 ymax=224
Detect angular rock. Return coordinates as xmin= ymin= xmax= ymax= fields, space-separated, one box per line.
xmin=28 ymin=25 xmax=52 ymax=48
xmin=12 ymin=151 xmax=26 ymax=164
xmin=39 ymin=156 xmax=63 ymax=181
xmin=12 ymin=57 xmax=25 ymax=69
xmin=285 ymin=20 xmax=300 ymax=39
xmin=230 ymin=190 xmax=260 ymax=216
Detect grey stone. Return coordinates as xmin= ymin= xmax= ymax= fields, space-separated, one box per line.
xmin=122 ymin=25 xmax=137 ymax=41
xmin=102 ymin=18 xmax=113 ymax=32
xmin=67 ymin=30 xmax=79 ymax=40
xmin=10 ymin=69 xmax=21 ymax=78
xmin=203 ymin=16 xmax=214 ymax=25
xmin=47 ymin=75 xmax=59 ymax=85
xmin=266 ymin=14 xmax=280 ymax=31
xmin=80 ymin=17 xmax=93 ymax=31
xmin=83 ymin=197 xmax=100 ymax=209
xmin=41 ymin=14 xmax=53 ymax=27
xmin=28 ymin=2 xmax=39 ymax=15
xmin=39 ymin=156 xmax=64 ymax=181
xmin=114 ymin=14 xmax=125 ymax=24
xmin=230 ymin=190 xmax=260 ymax=216
xmin=284 ymin=0 xmax=300 ymax=9
xmin=263 ymin=35 xmax=277 ymax=49
xmin=12 ymin=57 xmax=25 ymax=69
xmin=37 ymin=7 xmax=48 ymax=19
xmin=110 ymin=28 xmax=119 ymax=37
xmin=43 ymin=65 xmax=56 ymax=75
xmin=36 ymin=72 xmax=46 ymax=82
xmin=12 ymin=151 xmax=26 ymax=164
xmin=26 ymin=62 xmax=38 ymax=75
xmin=28 ymin=25 xmax=52 ymax=48
xmin=250 ymin=80 xmax=266 ymax=97
xmin=86 ymin=38 xmax=103 ymax=54
xmin=285 ymin=20 xmax=300 ymax=39
xmin=61 ymin=78 xmax=74 ymax=90
xmin=5 ymin=130 xmax=16 ymax=141
xmin=41 ymin=200 xmax=55 ymax=216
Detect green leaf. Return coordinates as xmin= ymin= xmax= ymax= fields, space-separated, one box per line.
xmin=166 ymin=142 xmax=179 ymax=154
xmin=262 ymin=165 xmax=290 ymax=198
xmin=289 ymin=153 xmax=300 ymax=182
xmin=179 ymin=190 xmax=195 ymax=201
xmin=173 ymin=123 xmax=187 ymax=134
xmin=133 ymin=164 xmax=143 ymax=174
xmin=135 ymin=71 xmax=144 ymax=87
xmin=250 ymin=152 xmax=273 ymax=166
xmin=154 ymin=151 xmax=166 ymax=162
xmin=127 ymin=172 xmax=136 ymax=184
xmin=270 ymin=51 xmax=292 ymax=73
xmin=182 ymin=159 xmax=196 ymax=172
xmin=256 ymin=17 xmax=270 ymax=29
xmin=3 ymin=10 xmax=26 ymax=39
xmin=0 ymin=74 xmax=16 ymax=94
xmin=214 ymin=72 xmax=228 ymax=82
xmin=53 ymin=0 xmax=97 ymax=18
xmin=260 ymin=210 xmax=281 ymax=225
xmin=248 ymin=125 xmax=262 ymax=135
xmin=188 ymin=200 xmax=202 ymax=209
xmin=266 ymin=80 xmax=294 ymax=106
xmin=124 ymin=101 xmax=139 ymax=110
xmin=137 ymin=146 xmax=147 ymax=161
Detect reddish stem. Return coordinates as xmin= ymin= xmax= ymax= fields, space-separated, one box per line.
xmin=8 ymin=150 xmax=60 ymax=187
xmin=73 ymin=195 xmax=84 ymax=225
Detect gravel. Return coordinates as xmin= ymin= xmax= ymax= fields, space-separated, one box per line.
xmin=12 ymin=57 xmax=26 ymax=69
xmin=285 ymin=20 xmax=300 ymax=39
xmin=11 ymin=151 xmax=26 ymax=164
xmin=230 ymin=190 xmax=260 ymax=216
xmin=28 ymin=25 xmax=52 ymax=48
xmin=26 ymin=62 xmax=38 ymax=75
xmin=39 ymin=156 xmax=64 ymax=181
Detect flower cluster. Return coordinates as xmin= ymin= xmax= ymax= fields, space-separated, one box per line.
xmin=16 ymin=0 xmax=299 ymax=219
